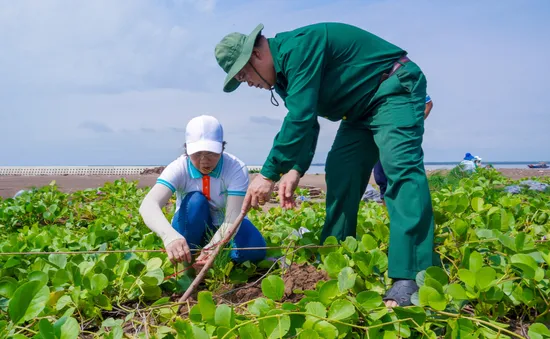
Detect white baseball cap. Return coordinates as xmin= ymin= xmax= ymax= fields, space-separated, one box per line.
xmin=185 ymin=115 xmax=224 ymax=155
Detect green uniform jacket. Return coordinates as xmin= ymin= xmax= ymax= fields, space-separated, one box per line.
xmin=260 ymin=22 xmax=406 ymax=182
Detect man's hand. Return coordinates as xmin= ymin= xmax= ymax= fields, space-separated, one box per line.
xmin=242 ymin=174 xmax=275 ymax=213
xmin=278 ymin=169 xmax=301 ymax=209
xmin=165 ymin=238 xmax=192 ymax=264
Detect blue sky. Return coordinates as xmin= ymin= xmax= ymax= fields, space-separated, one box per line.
xmin=1 ymin=0 xmax=549 ymax=166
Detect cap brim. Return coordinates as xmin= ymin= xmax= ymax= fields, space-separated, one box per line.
xmin=187 ymin=140 xmax=223 ymax=155
xmin=223 ymin=23 xmax=264 ymax=93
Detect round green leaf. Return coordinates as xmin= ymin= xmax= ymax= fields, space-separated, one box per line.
xmin=261 ymin=275 xmax=285 ymax=301
xmin=342 ymin=236 xmax=358 ymax=253
xmin=239 ymin=323 xmax=263 ymax=339
xmin=392 ymin=306 xmax=427 ymax=327
xmin=361 ymin=234 xmax=378 ymax=251
xmin=528 ymin=323 xmax=550 ymax=339
xmin=90 ymin=273 xmax=108 ymax=294
xmin=248 ymin=297 xmax=273 ymax=317
xmin=39 ymin=319 xmax=55 ymax=339
xmin=192 ymin=324 xmax=210 ymax=339
xmin=471 ymin=197 xmax=484 ymax=212
xmin=319 ymin=280 xmax=339 ymax=306
xmin=52 ymin=269 xmax=71 ymax=288
xmin=352 ymin=252 xmax=373 ymax=277
xmin=146 ymin=257 xmax=163 ymax=271
xmin=0 ymin=277 xmax=18 ymax=298
xmin=48 ymin=254 xmax=68 ymax=269
xmin=418 ymin=286 xmax=447 ymax=311
xmin=319 ymin=236 xmax=338 ymax=256
xmin=337 ymin=267 xmax=356 ymax=292
xmin=328 ymin=299 xmax=355 ymax=320
xmin=215 ymin=304 xmax=234 ymax=328
xmin=445 ymin=283 xmax=468 ymax=300
xmin=28 ymin=271 xmax=49 ymax=286
xmin=356 ymin=291 xmax=382 ymax=309
xmin=56 ymin=295 xmax=73 ymax=311
xmin=53 ymin=316 xmax=80 ymax=339
xmin=511 ymin=254 xmax=539 ymax=279
xmin=370 ymin=249 xmax=389 ymax=273
xmin=94 ymin=294 xmax=112 ymax=310
xmin=475 ymin=267 xmax=497 ymax=291
xmin=305 ymin=301 xmax=327 ymax=318
xmin=425 ymin=267 xmax=449 ymax=286
xmin=8 ymin=280 xmax=50 ymax=324
xmin=260 ymin=310 xmax=290 ymax=339
xmin=310 ymin=320 xmax=338 ymax=339
xmin=142 ymin=268 xmax=164 ymax=286
xmin=452 ymin=219 xmax=469 ymax=236
xmin=197 ymin=291 xmax=216 ymax=321
xmin=299 ymin=329 xmax=320 ymax=339
xmin=323 ymin=252 xmax=348 ymax=278
xmin=423 ymin=277 xmax=444 ymax=294
xmin=104 ymin=254 xmax=119 ymax=269
xmin=458 ymin=269 xmax=476 ymax=288
xmin=468 ymin=251 xmax=483 ymax=273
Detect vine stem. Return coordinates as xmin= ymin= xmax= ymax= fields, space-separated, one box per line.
xmin=0 ymin=245 xmax=340 ymax=256
xmin=15 ymin=326 xmax=38 ymax=335
xmin=220 ymin=311 xmax=428 ymax=339
xmin=434 ymin=310 xmax=527 ymax=339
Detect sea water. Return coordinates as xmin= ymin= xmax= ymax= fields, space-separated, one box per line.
xmin=303 ymin=162 xmax=549 ymax=175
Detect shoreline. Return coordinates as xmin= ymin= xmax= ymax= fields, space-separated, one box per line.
xmin=1 ymin=168 xmax=548 ymax=199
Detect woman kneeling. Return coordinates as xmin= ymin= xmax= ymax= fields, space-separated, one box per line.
xmin=139 ymin=115 xmax=266 ymax=274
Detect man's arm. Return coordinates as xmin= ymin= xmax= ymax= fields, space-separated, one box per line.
xmin=292 ymin=119 xmax=320 ymax=176
xmin=260 ymin=31 xmax=326 ymax=182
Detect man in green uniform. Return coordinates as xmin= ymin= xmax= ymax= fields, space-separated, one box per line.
xmin=214 ymin=22 xmax=437 ymax=307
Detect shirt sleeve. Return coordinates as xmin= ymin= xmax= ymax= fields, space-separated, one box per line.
xmin=204 ymin=195 xmax=244 ymax=250
xmin=156 ymin=157 xmax=185 ymax=193
xmin=293 ymin=118 xmax=320 ymax=175
xmin=225 ymin=158 xmax=249 ymax=197
xmin=139 ymin=183 xmax=184 ymax=247
xmin=260 ymin=30 xmax=326 ymax=182
xmin=426 ymin=94 xmax=432 ymax=103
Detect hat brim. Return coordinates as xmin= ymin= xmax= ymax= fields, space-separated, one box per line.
xmin=223 ymin=23 xmax=264 ymax=93
xmin=187 ymin=140 xmax=223 ymax=155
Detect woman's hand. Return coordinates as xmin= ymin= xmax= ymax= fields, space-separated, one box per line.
xmin=193 ymin=249 xmax=213 ymax=271
xmin=165 ymin=238 xmax=192 ymax=264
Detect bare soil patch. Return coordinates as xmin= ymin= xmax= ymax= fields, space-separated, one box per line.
xmin=219 ymin=263 xmax=328 ymax=304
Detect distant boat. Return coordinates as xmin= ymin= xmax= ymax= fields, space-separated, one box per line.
xmin=528 ymin=162 xmax=548 ymax=169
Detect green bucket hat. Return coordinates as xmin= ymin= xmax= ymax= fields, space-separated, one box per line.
xmin=215 ymin=23 xmax=264 ymax=93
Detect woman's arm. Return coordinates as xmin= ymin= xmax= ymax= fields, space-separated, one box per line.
xmin=139 ymin=183 xmax=192 ymax=263
xmin=204 ymin=195 xmax=245 ymax=249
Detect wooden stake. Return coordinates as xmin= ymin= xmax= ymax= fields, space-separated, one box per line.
xmin=177 ymin=211 xmax=246 ymax=313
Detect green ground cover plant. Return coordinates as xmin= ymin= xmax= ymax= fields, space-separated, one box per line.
xmin=0 ymin=167 xmax=549 ymax=338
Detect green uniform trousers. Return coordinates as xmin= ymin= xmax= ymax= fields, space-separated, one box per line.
xmin=320 ymin=60 xmax=437 ymax=280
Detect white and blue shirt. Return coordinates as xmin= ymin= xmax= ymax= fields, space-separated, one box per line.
xmin=426 ymin=95 xmax=432 ymax=103
xmin=157 ymin=152 xmax=249 ymax=226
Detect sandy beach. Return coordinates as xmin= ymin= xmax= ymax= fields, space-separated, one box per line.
xmin=1 ymin=168 xmax=548 ymax=199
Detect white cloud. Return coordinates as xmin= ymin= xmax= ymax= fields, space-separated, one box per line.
xmin=1 ymin=0 xmax=549 ymax=167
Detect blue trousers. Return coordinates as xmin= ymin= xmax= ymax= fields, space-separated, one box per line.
xmin=373 ymin=161 xmax=388 ymax=199
xmin=171 ymin=191 xmax=266 ymax=263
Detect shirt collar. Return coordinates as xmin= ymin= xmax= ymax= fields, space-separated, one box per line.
xmin=267 ymin=37 xmax=282 ymax=75
xmin=267 ymin=37 xmax=287 ymax=95
xmin=187 ymin=156 xmax=224 ymax=179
